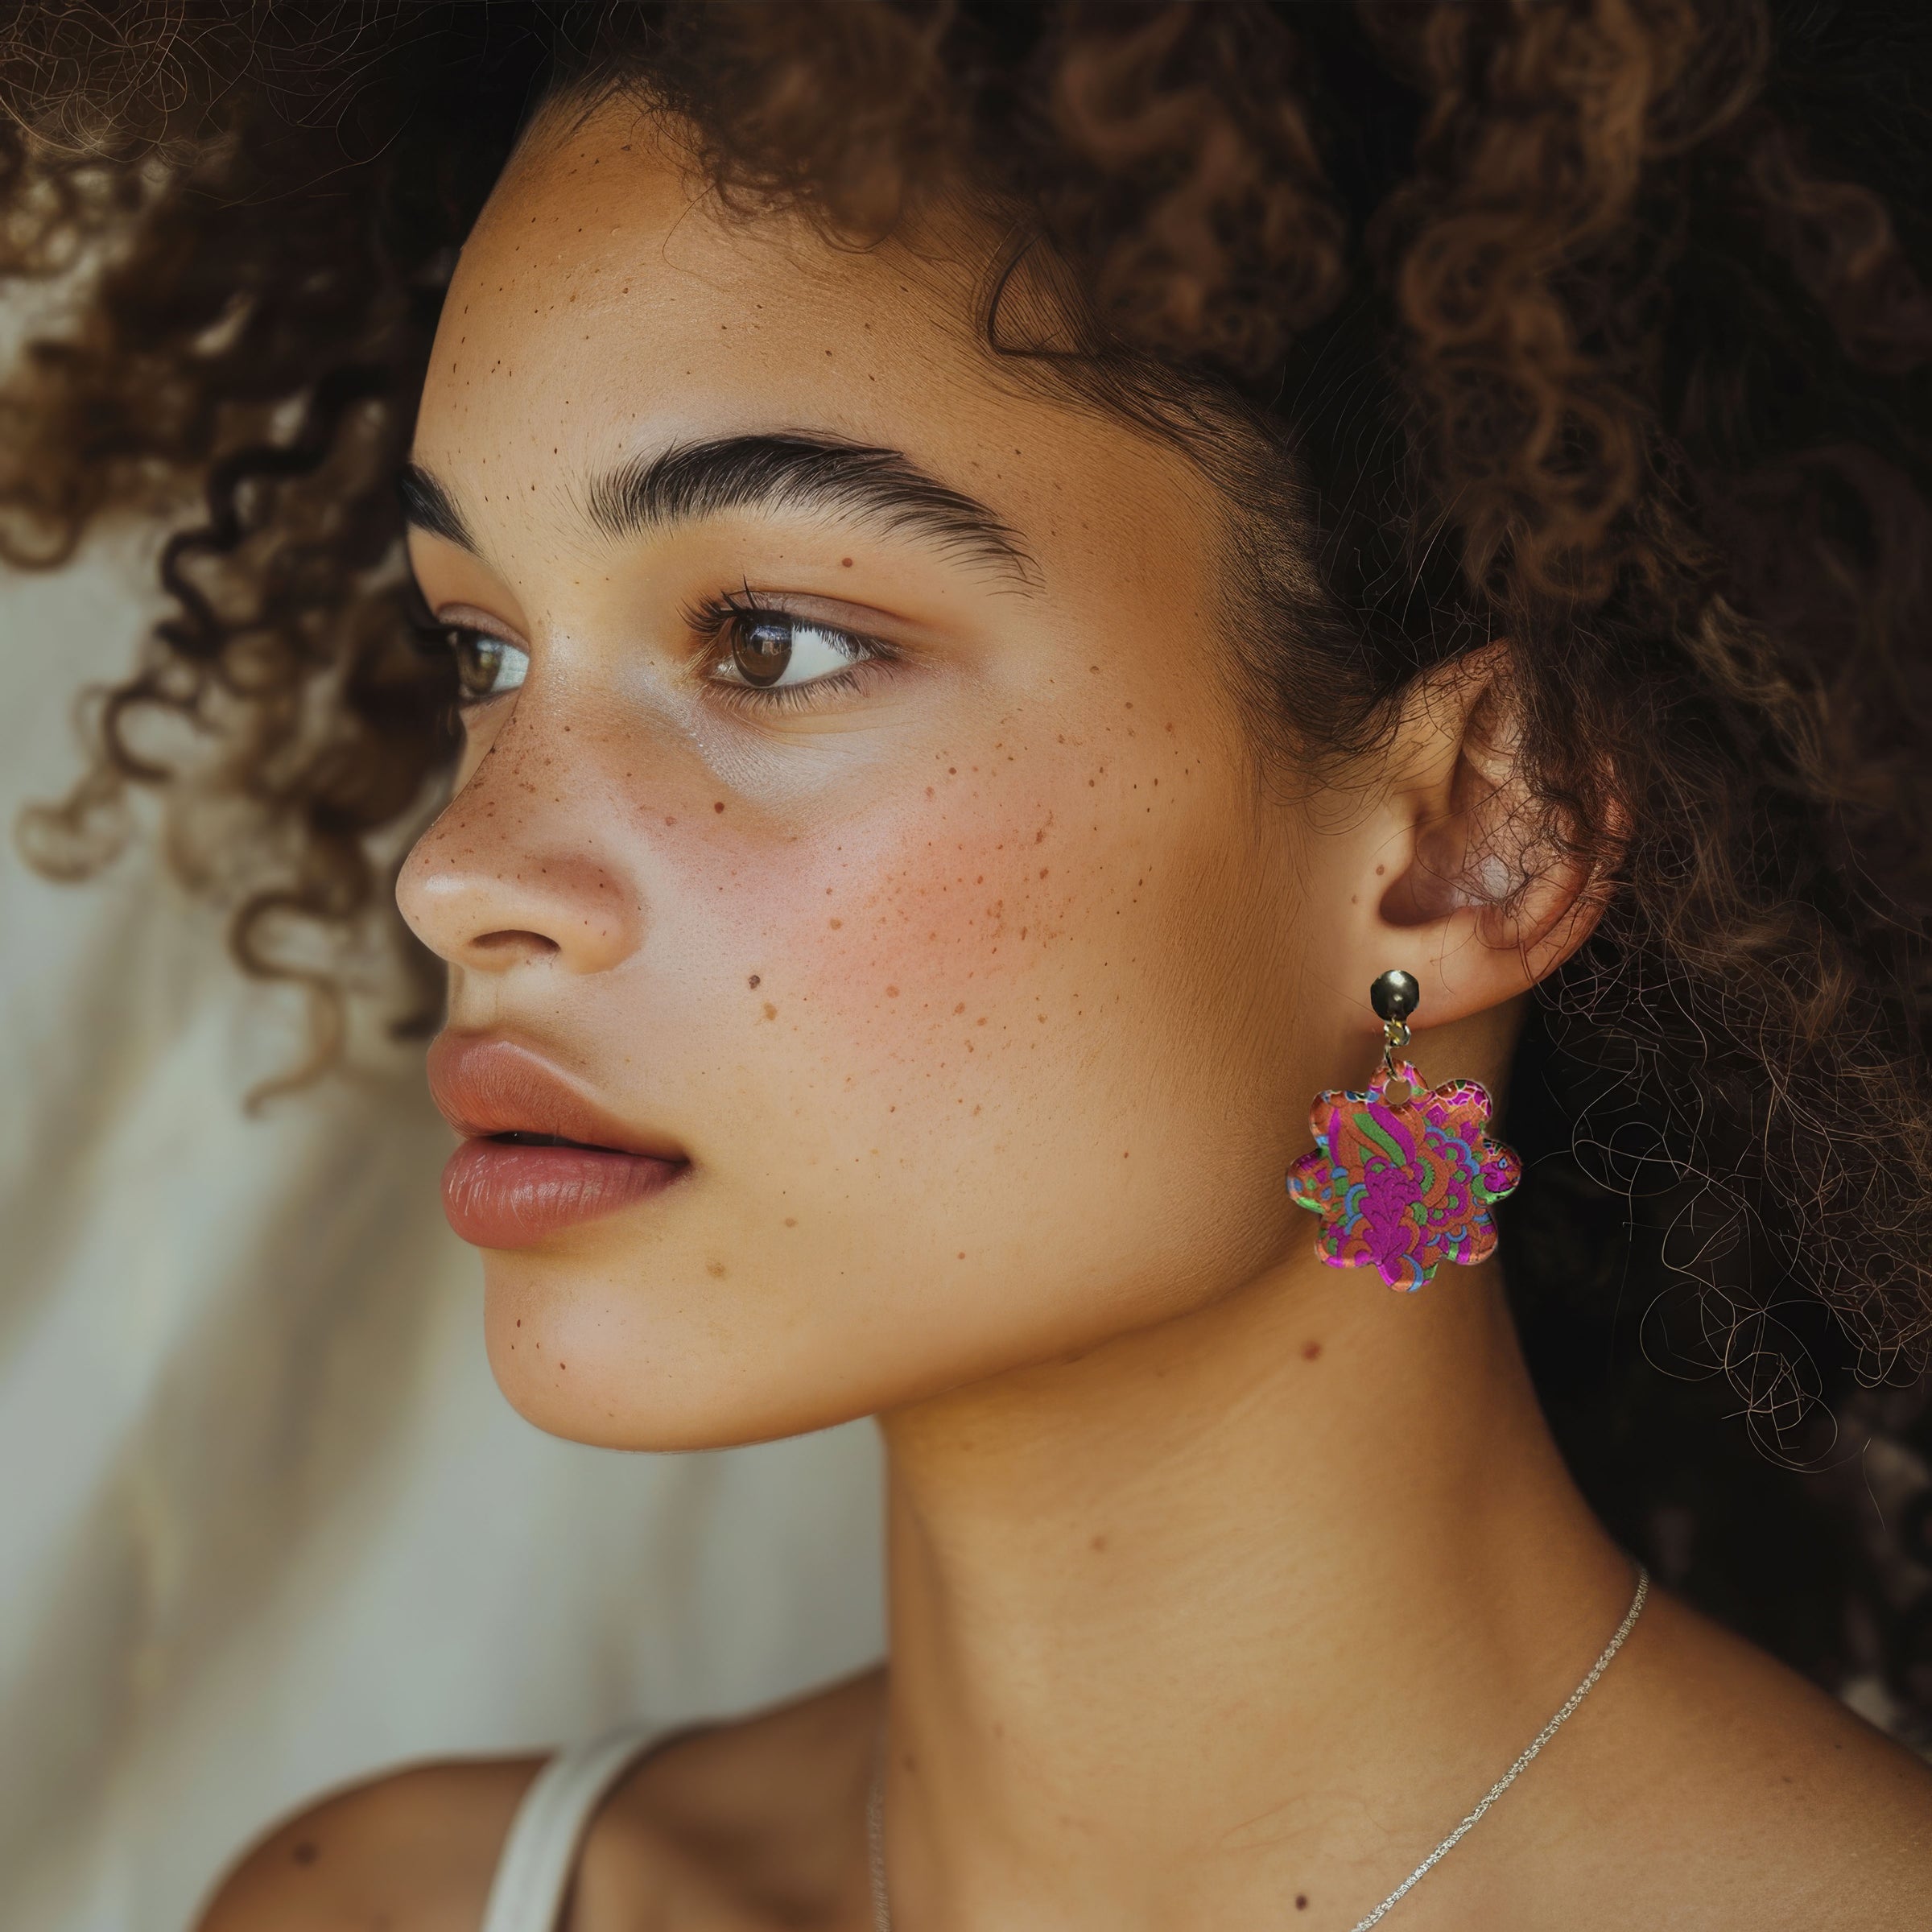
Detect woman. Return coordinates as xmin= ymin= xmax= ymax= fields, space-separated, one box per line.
xmin=6 ymin=2 xmax=1931 ymax=1926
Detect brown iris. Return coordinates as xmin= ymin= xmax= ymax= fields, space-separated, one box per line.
xmin=731 ymin=615 xmax=793 ymax=687
xmin=452 ymin=630 xmax=512 ymax=701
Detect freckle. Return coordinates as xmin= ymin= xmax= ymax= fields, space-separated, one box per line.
xmin=886 ymin=985 xmax=900 ymax=997
xmin=785 ymin=1217 xmax=798 ymax=1227
xmin=830 ymin=917 xmax=843 ymax=929
xmin=714 ymin=801 xmax=726 ymax=813
xmin=972 ymin=1104 xmax=981 ymax=1115
xmin=927 ymin=786 xmax=935 ymax=797
xmin=957 ymin=1251 xmax=966 ymax=1260
xmin=1302 ymin=1341 xmax=1323 ymax=1361
xmin=976 ymin=1017 xmax=986 ymax=1026
xmin=665 ymin=815 xmax=676 ymax=826
xmin=706 ymin=1261 xmax=726 ymax=1278
xmin=763 ymin=1002 xmax=778 ymax=1019
xmin=1039 ymin=868 xmax=1048 ymax=878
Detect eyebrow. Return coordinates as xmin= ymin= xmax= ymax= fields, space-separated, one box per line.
xmin=401 ymin=433 xmax=1036 ymax=584
xmin=398 ymin=464 xmax=473 ymax=549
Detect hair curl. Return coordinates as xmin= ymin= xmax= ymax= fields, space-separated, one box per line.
xmin=5 ymin=1 xmax=1931 ymax=1736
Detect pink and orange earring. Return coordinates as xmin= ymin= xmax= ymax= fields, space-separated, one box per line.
xmin=1286 ymin=970 xmax=1522 ymax=1292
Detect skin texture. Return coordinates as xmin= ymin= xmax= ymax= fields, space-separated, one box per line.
xmin=197 ymin=102 xmax=1932 ymax=1932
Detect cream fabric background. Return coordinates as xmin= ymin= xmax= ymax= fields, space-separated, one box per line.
xmin=0 ymin=546 xmax=886 ymax=1932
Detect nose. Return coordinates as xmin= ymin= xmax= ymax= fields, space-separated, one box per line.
xmin=396 ymin=733 xmax=643 ymax=977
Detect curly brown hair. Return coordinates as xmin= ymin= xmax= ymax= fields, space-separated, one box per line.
xmin=5 ymin=1 xmax=1931 ymax=1736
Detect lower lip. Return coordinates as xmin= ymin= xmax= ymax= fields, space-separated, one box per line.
xmin=441 ymin=1140 xmax=687 ymax=1249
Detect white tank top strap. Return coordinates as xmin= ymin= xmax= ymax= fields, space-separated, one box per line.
xmin=477 ymin=1719 xmax=670 ymax=1932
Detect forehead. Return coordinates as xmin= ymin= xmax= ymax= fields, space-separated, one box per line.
xmin=414 ymin=99 xmax=1230 ymax=605
xmin=423 ymin=101 xmax=1029 ymax=485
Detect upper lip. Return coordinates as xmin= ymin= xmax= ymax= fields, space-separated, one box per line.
xmin=427 ymin=1033 xmax=687 ymax=1162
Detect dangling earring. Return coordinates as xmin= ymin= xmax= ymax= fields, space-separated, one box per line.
xmin=1285 ymin=970 xmax=1522 ymax=1292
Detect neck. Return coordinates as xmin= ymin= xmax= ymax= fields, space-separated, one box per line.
xmin=875 ymin=1256 xmax=1633 ymax=1930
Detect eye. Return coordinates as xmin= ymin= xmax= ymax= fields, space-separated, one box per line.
xmin=447 ymin=627 xmax=529 ymax=704
xmin=707 ymin=607 xmax=877 ymax=693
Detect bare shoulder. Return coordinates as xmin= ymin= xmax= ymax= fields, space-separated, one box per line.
xmin=191 ymin=1670 xmax=882 ymax=1932
xmin=572 ymin=1670 xmax=881 ymax=1929
xmin=195 ymin=1752 xmax=546 ymax=1932
xmin=1575 ymin=1589 xmax=1932 ymax=1929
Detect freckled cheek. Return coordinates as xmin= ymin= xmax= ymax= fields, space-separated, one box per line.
xmin=708 ymin=799 xmax=1084 ymax=1059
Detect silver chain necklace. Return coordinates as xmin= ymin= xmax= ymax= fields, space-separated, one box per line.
xmin=866 ymin=1565 xmax=1648 ymax=1932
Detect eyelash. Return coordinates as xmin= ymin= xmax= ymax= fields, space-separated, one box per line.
xmin=682 ymin=588 xmax=896 ymax=712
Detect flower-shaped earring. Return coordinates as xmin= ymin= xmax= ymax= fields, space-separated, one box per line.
xmin=1286 ymin=970 xmax=1522 ymax=1291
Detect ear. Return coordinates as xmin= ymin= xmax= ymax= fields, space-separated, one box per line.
xmin=1359 ymin=644 xmax=1615 ymax=1033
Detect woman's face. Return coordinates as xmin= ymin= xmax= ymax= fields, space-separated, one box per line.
xmin=398 ymin=103 xmax=1396 ymax=1448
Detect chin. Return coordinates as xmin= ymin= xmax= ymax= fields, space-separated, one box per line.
xmin=476 ymin=1253 xmax=883 ymax=1452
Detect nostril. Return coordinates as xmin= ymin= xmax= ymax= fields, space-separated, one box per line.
xmin=470 ymin=929 xmax=563 ymax=960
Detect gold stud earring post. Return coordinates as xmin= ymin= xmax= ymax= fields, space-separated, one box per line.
xmin=1369 ymin=968 xmax=1419 ymax=1076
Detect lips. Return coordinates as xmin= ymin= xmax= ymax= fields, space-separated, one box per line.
xmin=427 ymin=1034 xmax=688 ymax=1249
